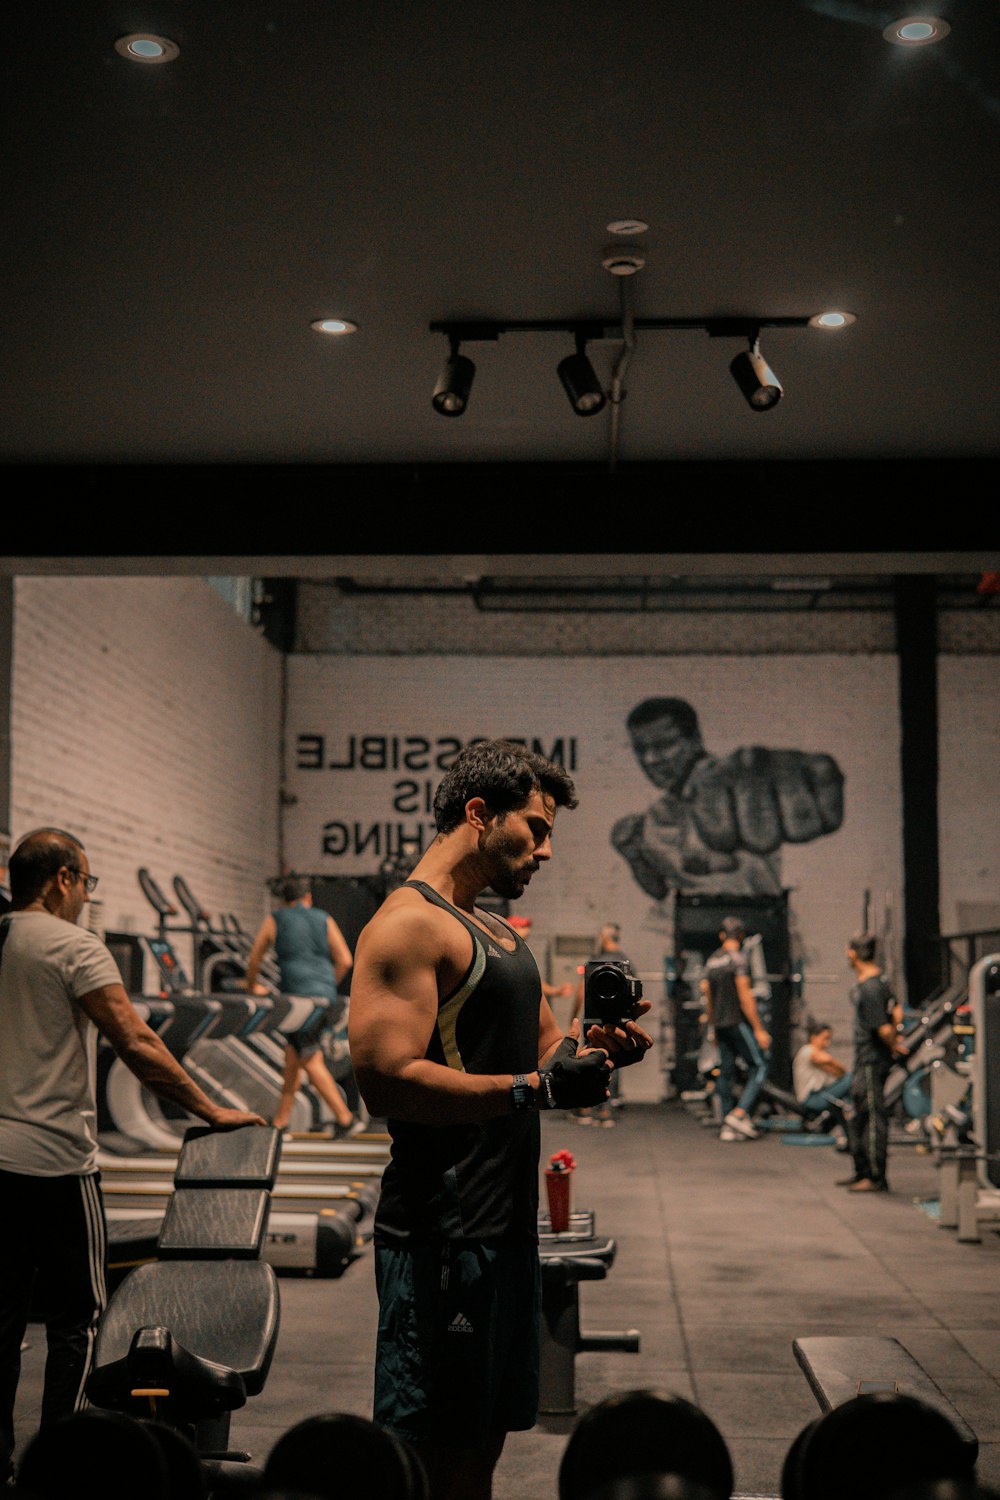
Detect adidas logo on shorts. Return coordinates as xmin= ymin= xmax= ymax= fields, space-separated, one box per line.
xmin=448 ymin=1313 xmax=474 ymax=1334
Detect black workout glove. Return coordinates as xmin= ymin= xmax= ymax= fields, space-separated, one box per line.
xmin=550 ymin=1033 xmax=579 ymax=1067
xmin=537 ymin=1050 xmax=611 ymax=1110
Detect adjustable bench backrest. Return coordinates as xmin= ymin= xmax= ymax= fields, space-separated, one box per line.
xmin=157 ymin=1123 xmax=281 ymax=1260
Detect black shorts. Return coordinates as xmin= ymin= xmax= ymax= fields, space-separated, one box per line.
xmin=281 ymin=997 xmax=339 ymax=1062
xmin=373 ymin=1240 xmax=541 ymax=1449
xmin=283 ymin=1012 xmax=328 ymax=1061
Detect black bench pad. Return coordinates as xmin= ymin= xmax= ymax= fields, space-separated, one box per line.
xmin=94 ymin=1259 xmax=280 ymax=1396
xmin=793 ymin=1335 xmax=977 ymax=1460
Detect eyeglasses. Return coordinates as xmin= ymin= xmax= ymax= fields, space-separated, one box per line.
xmin=66 ymin=867 xmax=100 ymax=894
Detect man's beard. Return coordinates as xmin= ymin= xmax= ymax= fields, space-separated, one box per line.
xmin=479 ymin=825 xmax=537 ymax=900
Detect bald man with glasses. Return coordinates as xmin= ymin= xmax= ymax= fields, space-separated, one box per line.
xmin=0 ymin=827 xmax=265 ymax=1485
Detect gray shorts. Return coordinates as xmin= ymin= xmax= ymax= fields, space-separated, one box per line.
xmin=373 ymin=1240 xmax=541 ymax=1449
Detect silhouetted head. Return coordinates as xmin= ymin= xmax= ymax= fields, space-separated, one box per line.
xmin=780 ymin=1394 xmax=975 ymax=1500
xmin=15 ymin=1410 xmax=169 ymax=1500
xmin=559 ymin=1390 xmax=734 ymax=1500
xmin=262 ymin=1413 xmax=428 ymax=1500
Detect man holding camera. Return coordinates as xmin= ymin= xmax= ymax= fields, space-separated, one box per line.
xmin=349 ymin=740 xmax=652 ymax=1500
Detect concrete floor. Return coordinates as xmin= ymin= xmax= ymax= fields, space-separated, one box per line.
xmin=12 ymin=1102 xmax=1000 ymax=1497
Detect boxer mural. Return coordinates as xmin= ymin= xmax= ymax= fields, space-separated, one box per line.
xmin=612 ymin=697 xmax=844 ymax=899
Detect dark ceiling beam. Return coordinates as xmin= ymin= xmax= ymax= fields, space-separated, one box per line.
xmin=1 ymin=458 xmax=995 ymax=572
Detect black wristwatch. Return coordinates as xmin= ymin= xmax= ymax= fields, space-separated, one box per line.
xmin=511 ymin=1073 xmax=534 ymax=1112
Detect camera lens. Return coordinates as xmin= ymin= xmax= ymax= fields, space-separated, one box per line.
xmin=590 ymin=965 xmax=628 ymax=1004
xmin=586 ymin=961 xmax=635 ymax=1025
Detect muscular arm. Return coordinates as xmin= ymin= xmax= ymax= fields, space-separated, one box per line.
xmin=348 ymin=904 xmax=546 ymax=1124
xmin=572 ymin=973 xmax=586 ymax=1024
xmin=326 ymin=915 xmax=353 ymax=986
xmin=243 ymin=915 xmax=276 ymax=992
xmin=700 ymin=977 xmax=713 ymax=1029
xmin=537 ymin=994 xmax=564 ymax=1067
xmin=877 ymin=1020 xmax=901 ymax=1053
xmin=736 ymin=972 xmax=771 ymax=1048
xmin=79 ymin=984 xmax=264 ymax=1129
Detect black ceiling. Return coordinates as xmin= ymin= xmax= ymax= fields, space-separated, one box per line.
xmin=2 ymin=0 xmax=999 ymax=494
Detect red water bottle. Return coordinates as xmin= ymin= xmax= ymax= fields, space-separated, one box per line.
xmin=544 ymin=1148 xmax=575 ymax=1233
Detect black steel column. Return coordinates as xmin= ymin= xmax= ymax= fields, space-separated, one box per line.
xmin=0 ymin=577 xmax=12 ymax=904
xmin=894 ymin=575 xmax=941 ymax=1005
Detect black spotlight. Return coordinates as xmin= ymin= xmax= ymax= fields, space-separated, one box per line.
xmin=432 ymin=341 xmax=475 ymax=416
xmin=557 ymin=336 xmax=606 ymax=416
xmin=729 ymin=335 xmax=783 ymax=411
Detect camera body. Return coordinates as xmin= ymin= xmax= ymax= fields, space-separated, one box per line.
xmin=583 ymin=957 xmax=643 ymax=1027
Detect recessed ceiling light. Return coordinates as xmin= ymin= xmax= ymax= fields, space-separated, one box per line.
xmin=808 ymin=311 xmax=857 ymax=329
xmin=114 ymin=33 xmax=180 ymax=63
xmin=606 ymin=219 xmax=649 ymax=236
xmin=311 ymin=319 xmax=358 ymax=335
xmin=883 ymin=16 xmax=950 ymax=45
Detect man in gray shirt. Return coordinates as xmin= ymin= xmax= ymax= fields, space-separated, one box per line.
xmin=0 ymin=827 xmax=265 ymax=1483
xmin=700 ymin=916 xmax=772 ymax=1142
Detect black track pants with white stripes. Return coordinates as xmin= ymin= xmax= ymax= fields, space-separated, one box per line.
xmin=0 ymin=1170 xmax=107 ymax=1471
xmin=846 ymin=1063 xmax=891 ymax=1185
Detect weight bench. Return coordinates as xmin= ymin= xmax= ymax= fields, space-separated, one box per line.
xmin=87 ymin=1125 xmax=282 ymax=1481
xmin=792 ymin=1335 xmax=978 ymax=1463
xmin=537 ymin=1209 xmax=640 ymax=1416
xmin=936 ymin=1145 xmax=1000 ymax=1244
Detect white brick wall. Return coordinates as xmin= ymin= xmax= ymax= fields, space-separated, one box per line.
xmin=283 ymin=653 xmax=904 ymax=1095
xmin=297 ymin=581 xmax=1000 ymax=657
xmin=938 ymin=656 xmax=1000 ymax=934
xmin=10 ymin=577 xmax=283 ymax=975
xmin=296 ymin=583 xmax=899 ymax=655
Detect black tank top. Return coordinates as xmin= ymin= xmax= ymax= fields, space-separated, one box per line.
xmin=373 ymin=880 xmax=542 ymax=1245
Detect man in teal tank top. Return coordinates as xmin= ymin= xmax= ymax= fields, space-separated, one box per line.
xmin=244 ymin=877 xmax=356 ymax=1133
xmin=350 ymin=740 xmax=654 ymax=1500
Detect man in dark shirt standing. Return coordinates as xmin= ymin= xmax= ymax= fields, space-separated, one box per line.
xmin=700 ymin=917 xmax=771 ymax=1142
xmin=839 ymin=932 xmax=902 ymax=1193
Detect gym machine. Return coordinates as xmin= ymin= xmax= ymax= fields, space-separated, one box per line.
xmin=667 ymin=892 xmax=800 ymax=1096
xmin=87 ymin=1125 xmax=283 ymax=1487
xmin=172 ymin=873 xmax=282 ymax=996
xmin=536 ymin=1207 xmax=640 ymax=1417
xmin=934 ymin=952 xmax=1000 ymax=1243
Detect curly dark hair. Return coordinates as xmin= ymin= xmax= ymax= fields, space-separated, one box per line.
xmin=432 ymin=740 xmax=578 ymax=834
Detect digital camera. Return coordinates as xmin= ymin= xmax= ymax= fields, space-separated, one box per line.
xmin=583 ymin=957 xmax=643 ymax=1027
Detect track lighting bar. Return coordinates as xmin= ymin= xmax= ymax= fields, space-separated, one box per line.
xmin=429 ymin=312 xmax=850 ymax=418
xmin=429 ymin=316 xmax=813 ymax=340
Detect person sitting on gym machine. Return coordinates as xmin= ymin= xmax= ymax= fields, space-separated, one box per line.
xmin=792 ymin=1020 xmax=852 ymax=1117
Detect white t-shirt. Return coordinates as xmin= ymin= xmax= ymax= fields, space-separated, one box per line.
xmin=0 ymin=910 xmax=122 ymax=1175
xmin=792 ymin=1042 xmax=833 ymax=1102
